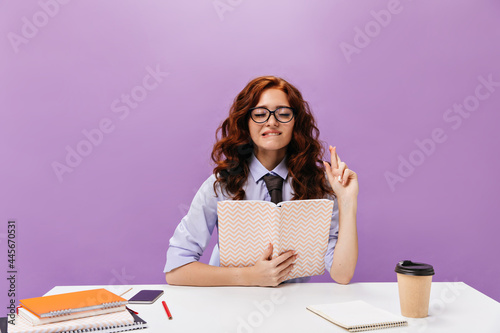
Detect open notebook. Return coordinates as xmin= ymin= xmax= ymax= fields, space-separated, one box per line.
xmin=307 ymin=300 xmax=408 ymax=332
xmin=218 ymin=199 xmax=333 ymax=280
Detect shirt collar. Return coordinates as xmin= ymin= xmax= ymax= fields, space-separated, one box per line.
xmin=248 ymin=153 xmax=288 ymax=183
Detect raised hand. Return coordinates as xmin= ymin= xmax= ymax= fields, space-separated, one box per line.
xmin=323 ymin=146 xmax=359 ymax=201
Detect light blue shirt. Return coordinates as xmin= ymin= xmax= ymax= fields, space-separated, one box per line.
xmin=164 ymin=154 xmax=339 ymax=282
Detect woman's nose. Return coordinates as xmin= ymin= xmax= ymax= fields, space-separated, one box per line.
xmin=266 ymin=113 xmax=279 ymax=126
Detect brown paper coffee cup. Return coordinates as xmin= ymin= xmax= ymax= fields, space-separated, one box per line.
xmin=395 ymin=260 xmax=435 ymax=318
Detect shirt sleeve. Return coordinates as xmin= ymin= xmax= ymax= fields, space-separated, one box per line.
xmin=164 ymin=175 xmax=220 ymax=273
xmin=324 ymin=196 xmax=339 ymax=273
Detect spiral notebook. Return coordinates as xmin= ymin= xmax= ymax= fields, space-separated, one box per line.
xmin=18 ymin=306 xmax=127 ymax=326
xmin=7 ymin=309 xmax=147 ymax=333
xmin=306 ymin=301 xmax=408 ymax=332
xmin=19 ymin=289 xmax=128 ymax=318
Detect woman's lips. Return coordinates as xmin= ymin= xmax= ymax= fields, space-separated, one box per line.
xmin=262 ymin=132 xmax=282 ymax=137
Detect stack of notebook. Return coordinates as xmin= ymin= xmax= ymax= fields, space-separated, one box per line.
xmin=8 ymin=289 xmax=147 ymax=333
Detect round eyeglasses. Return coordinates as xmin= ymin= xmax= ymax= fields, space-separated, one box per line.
xmin=248 ymin=107 xmax=295 ymax=124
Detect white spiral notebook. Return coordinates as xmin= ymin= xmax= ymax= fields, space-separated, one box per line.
xmin=306 ymin=300 xmax=408 ymax=332
xmin=7 ymin=309 xmax=147 ymax=333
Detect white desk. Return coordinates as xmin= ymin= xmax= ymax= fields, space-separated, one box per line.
xmin=46 ymin=282 xmax=500 ymax=332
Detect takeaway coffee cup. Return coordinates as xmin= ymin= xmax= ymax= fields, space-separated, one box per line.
xmin=395 ymin=260 xmax=435 ymax=318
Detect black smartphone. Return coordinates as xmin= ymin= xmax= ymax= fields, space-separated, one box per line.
xmin=128 ymin=290 xmax=164 ymax=304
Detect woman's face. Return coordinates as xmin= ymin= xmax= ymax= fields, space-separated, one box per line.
xmin=248 ymin=88 xmax=295 ymax=157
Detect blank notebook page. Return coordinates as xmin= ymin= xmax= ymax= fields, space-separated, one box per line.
xmin=307 ymin=300 xmax=408 ymax=332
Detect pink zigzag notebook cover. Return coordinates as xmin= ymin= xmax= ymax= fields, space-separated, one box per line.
xmin=218 ymin=199 xmax=333 ymax=280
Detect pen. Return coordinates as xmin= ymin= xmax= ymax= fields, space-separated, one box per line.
xmin=162 ymin=300 xmax=173 ymax=320
xmin=126 ymin=306 xmax=138 ymax=315
xmin=119 ymin=287 xmax=133 ymax=297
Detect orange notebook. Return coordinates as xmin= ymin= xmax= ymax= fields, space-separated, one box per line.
xmin=20 ymin=288 xmax=128 ymax=318
xmin=18 ymin=304 xmax=127 ymax=325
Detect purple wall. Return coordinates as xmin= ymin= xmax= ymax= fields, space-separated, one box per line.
xmin=1 ymin=0 xmax=499 ymax=310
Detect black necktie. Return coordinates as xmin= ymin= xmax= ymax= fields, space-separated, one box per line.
xmin=263 ymin=174 xmax=284 ymax=204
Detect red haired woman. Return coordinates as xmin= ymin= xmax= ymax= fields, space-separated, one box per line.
xmin=164 ymin=76 xmax=358 ymax=286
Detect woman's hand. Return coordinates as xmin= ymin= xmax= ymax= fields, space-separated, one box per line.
xmin=323 ymin=146 xmax=359 ymax=284
xmin=323 ymin=146 xmax=359 ymax=201
xmin=247 ymin=243 xmax=296 ymax=287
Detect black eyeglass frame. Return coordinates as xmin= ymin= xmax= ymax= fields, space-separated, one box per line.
xmin=248 ymin=106 xmax=296 ymax=124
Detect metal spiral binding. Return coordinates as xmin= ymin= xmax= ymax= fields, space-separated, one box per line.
xmin=48 ymin=309 xmax=72 ymax=317
xmin=47 ymin=300 xmax=126 ymax=317
xmin=101 ymin=301 xmax=123 ymax=309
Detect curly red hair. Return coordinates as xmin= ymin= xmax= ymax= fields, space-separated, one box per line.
xmin=211 ymin=76 xmax=332 ymax=200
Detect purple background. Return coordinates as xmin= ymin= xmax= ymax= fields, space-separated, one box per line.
xmin=1 ymin=0 xmax=499 ymax=310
